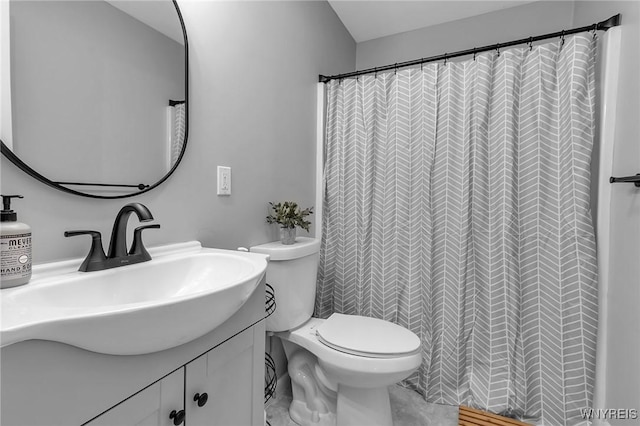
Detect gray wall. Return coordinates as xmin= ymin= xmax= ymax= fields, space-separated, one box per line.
xmin=355 ymin=1 xmax=575 ymax=70
xmin=1 ymin=0 xmax=355 ymax=263
xmin=356 ymin=0 xmax=640 ymax=419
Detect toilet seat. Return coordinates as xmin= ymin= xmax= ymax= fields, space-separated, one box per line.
xmin=278 ymin=317 xmax=422 ymax=388
xmin=316 ymin=313 xmax=421 ymax=359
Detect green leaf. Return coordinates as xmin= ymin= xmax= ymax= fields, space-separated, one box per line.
xmin=265 ymin=201 xmax=314 ymax=231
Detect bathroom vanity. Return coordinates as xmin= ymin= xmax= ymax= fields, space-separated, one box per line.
xmin=0 ymin=280 xmax=266 ymax=426
xmin=0 ymin=0 xmax=269 ymax=421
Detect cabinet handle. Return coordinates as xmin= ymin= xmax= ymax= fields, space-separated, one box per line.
xmin=193 ymin=392 xmax=209 ymax=407
xmin=169 ymin=409 xmax=185 ymax=425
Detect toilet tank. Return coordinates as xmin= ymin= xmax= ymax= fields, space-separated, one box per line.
xmin=250 ymin=237 xmax=321 ymax=332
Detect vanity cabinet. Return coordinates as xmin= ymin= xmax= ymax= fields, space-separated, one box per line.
xmin=85 ymin=326 xmax=262 ymax=426
xmin=0 ymin=282 xmax=265 ymax=426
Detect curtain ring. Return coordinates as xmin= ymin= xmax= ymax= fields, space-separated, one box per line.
xmin=495 ymin=44 xmax=500 ymax=56
xmin=592 ymin=23 xmax=598 ymax=39
xmin=395 ymin=63 xmax=398 ymax=75
xmin=374 ymin=67 xmax=378 ymax=78
xmin=444 ymin=54 xmax=448 ymax=66
xmin=473 ymin=48 xmax=477 ymax=61
xmin=421 ymin=59 xmax=424 ymax=71
xmin=560 ymin=30 xmax=566 ymax=46
xmin=528 ymin=37 xmax=533 ymax=51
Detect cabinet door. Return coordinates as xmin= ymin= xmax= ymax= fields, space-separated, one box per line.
xmin=185 ymin=326 xmax=264 ymax=426
xmin=86 ymin=368 xmax=185 ymax=426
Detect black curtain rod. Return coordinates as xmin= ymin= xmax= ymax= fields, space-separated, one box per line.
xmin=169 ymin=100 xmax=185 ymax=106
xmin=319 ymin=14 xmax=621 ymax=83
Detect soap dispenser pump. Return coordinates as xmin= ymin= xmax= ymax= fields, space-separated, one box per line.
xmin=1 ymin=195 xmax=32 ymax=288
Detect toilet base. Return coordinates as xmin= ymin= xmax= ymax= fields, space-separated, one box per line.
xmin=286 ymin=347 xmax=337 ymax=426
xmin=289 ymin=399 xmax=337 ymax=426
xmin=288 ymin=382 xmax=393 ymax=426
xmin=282 ymin=341 xmax=393 ymax=426
xmin=276 ymin=319 xmax=420 ymax=426
xmin=336 ymin=385 xmax=392 ymax=426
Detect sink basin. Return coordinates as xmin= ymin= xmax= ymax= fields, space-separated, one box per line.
xmin=0 ymin=241 xmax=268 ymax=355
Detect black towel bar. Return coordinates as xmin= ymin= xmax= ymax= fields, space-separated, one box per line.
xmin=610 ymin=174 xmax=640 ymax=187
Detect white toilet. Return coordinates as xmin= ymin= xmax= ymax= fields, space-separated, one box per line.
xmin=251 ymin=237 xmax=422 ymax=426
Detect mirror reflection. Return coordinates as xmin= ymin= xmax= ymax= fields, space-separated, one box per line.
xmin=6 ymin=0 xmax=186 ymax=196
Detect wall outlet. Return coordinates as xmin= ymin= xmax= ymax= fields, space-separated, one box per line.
xmin=217 ymin=166 xmax=231 ymax=195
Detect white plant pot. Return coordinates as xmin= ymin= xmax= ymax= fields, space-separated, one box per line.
xmin=280 ymin=227 xmax=296 ymax=245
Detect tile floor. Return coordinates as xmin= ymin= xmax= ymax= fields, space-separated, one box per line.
xmin=266 ymin=380 xmax=458 ymax=426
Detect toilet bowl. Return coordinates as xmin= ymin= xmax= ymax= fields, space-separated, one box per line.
xmin=277 ymin=316 xmax=422 ymax=426
xmin=251 ymin=237 xmax=422 ymax=426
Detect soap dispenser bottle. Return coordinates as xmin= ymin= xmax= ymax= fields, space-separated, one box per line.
xmin=1 ymin=195 xmax=32 ymax=288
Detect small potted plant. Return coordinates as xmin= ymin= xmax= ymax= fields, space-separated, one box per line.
xmin=266 ymin=201 xmax=313 ymax=245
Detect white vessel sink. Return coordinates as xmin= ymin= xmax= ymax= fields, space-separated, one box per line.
xmin=0 ymin=242 xmax=268 ymax=355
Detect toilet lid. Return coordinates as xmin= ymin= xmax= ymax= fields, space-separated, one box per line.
xmin=316 ymin=313 xmax=421 ymax=358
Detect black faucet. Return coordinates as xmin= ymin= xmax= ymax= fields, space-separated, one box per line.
xmin=107 ymin=203 xmax=154 ymax=258
xmin=65 ymin=203 xmax=160 ymax=272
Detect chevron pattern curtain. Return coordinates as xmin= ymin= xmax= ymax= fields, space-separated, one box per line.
xmin=170 ymin=103 xmax=186 ymax=168
xmin=317 ymin=34 xmax=598 ymax=425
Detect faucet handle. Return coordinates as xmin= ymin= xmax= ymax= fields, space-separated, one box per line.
xmin=64 ymin=230 xmax=107 ymax=272
xmin=129 ymin=224 xmax=160 ymax=260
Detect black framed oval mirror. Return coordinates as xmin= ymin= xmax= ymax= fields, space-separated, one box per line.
xmin=1 ymin=0 xmax=188 ymax=199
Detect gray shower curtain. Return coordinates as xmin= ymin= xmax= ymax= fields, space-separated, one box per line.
xmin=316 ymin=34 xmax=598 ymax=425
xmin=170 ymin=102 xmax=186 ymax=168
